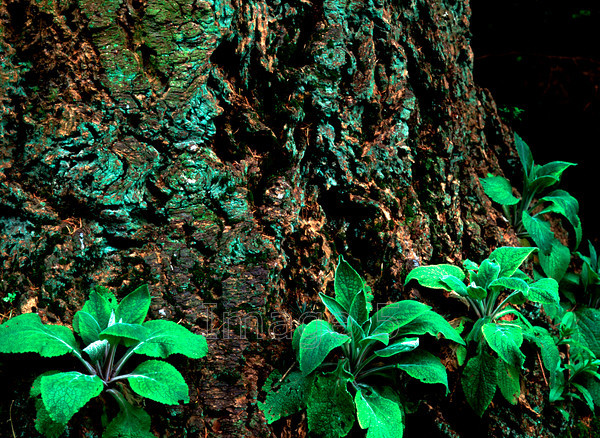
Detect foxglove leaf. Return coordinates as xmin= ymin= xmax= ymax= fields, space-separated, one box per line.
xmin=355 ymin=388 xmax=404 ymax=438
xmin=103 ymin=398 xmax=154 ymax=438
xmin=462 ymin=350 xmax=497 ymax=416
xmin=488 ymin=246 xmax=536 ymax=278
xmin=299 ymin=320 xmax=349 ymax=375
xmin=404 ymin=265 xmax=465 ymax=290
xmin=396 ymin=350 xmax=449 ymax=392
xmin=306 ymin=373 xmax=355 ymax=438
xmin=482 ymin=323 xmax=525 ymax=369
xmin=480 ymin=175 xmax=520 ymax=206
xmin=334 ymin=256 xmax=364 ymax=311
xmin=132 ymin=320 xmax=208 ymax=359
xmin=370 ymin=300 xmax=430 ymax=336
xmin=41 ymin=372 xmax=103 ymax=424
xmin=127 ymin=360 xmax=189 ymax=405
xmin=258 ymin=371 xmax=314 ymax=424
xmin=115 ymin=285 xmax=151 ymax=325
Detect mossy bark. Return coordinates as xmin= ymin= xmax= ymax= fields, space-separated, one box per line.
xmin=0 ymin=0 xmax=565 ymax=437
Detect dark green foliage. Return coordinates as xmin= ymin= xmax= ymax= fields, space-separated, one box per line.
xmin=405 ymin=246 xmax=559 ymax=415
xmin=0 ymin=285 xmax=208 ymax=437
xmin=259 ymin=256 xmax=463 ymax=437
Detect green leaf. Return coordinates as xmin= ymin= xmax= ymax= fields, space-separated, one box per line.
xmin=480 ymin=175 xmax=520 ymax=206
xmin=527 ymin=278 xmax=560 ymax=305
xmin=347 ymin=316 xmax=365 ymax=343
xmin=514 ymin=133 xmax=534 ymax=177
xmin=130 ymin=320 xmax=208 ymax=359
xmin=115 ymin=285 xmax=151 ymax=325
xmin=358 ymin=333 xmax=390 ymax=349
xmin=534 ymin=161 xmax=575 ymax=183
xmin=540 ymin=189 xmax=582 ymax=248
xmin=441 ymin=275 xmax=468 ymax=296
xmin=467 ymin=285 xmax=487 ymax=300
xmin=538 ymin=240 xmax=571 ymax=282
xmin=462 ymin=350 xmax=497 ymax=416
xmin=374 ymin=338 xmax=419 ymax=358
xmin=127 ymin=360 xmax=189 ymax=405
xmin=292 ymin=324 xmax=306 ymax=354
xmin=74 ymin=288 xmax=114 ymax=338
xmin=34 ymin=398 xmax=67 ymax=438
xmin=307 ymin=373 xmax=355 ymax=438
xmin=575 ymin=308 xmax=600 ymax=357
xmin=83 ymin=339 xmax=109 ymax=363
xmin=319 ymin=293 xmax=348 ymax=328
xmin=496 ymin=359 xmax=520 ymax=405
xmin=103 ymin=399 xmax=156 ymax=438
xmin=41 ymin=372 xmax=103 ymax=424
xmin=404 ymin=265 xmax=465 ymax=290
xmin=473 ymin=260 xmax=500 ymax=289
xmin=0 ymin=313 xmax=80 ymax=358
xmin=299 ymin=320 xmax=350 ymax=375
xmin=488 ymin=246 xmax=537 ymax=278
xmin=31 ymin=371 xmax=61 ymax=398
xmin=355 ymin=388 xmax=404 ymax=438
xmin=100 ymin=323 xmax=149 ymax=347
xmin=523 ymin=326 xmax=560 ymax=373
xmin=396 ymin=350 xmax=449 ymax=393
xmin=369 ymin=300 xmax=431 ymax=336
xmin=334 ymin=256 xmax=364 ymax=311
xmin=258 ymin=371 xmax=314 ymax=424
xmin=488 ymin=277 xmax=529 ymax=295
xmin=396 ymin=310 xmax=465 ymax=345
xmin=482 ymin=323 xmax=525 ymax=369
xmin=349 ymin=290 xmax=368 ymax=325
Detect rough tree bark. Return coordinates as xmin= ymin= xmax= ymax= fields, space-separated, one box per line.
xmin=0 ymin=0 xmax=568 ymax=437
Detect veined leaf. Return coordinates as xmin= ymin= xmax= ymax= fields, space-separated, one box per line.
xmin=538 ymin=240 xmax=571 ymax=282
xmin=441 ymin=275 xmax=468 ymax=296
xmin=480 ymin=175 xmax=520 ymax=206
xmin=127 ymin=360 xmax=189 ymax=405
xmin=355 ymin=388 xmax=404 ymax=438
xmin=488 ymin=277 xmax=529 ymax=294
xmin=404 ymin=265 xmax=465 ymax=290
xmin=496 ymin=359 xmax=520 ymax=405
xmin=115 ymin=285 xmax=151 ymax=325
xmin=83 ymin=339 xmax=109 ymax=363
xmin=100 ymin=323 xmax=149 ymax=347
xmin=73 ymin=311 xmax=103 ymax=345
xmin=347 ymin=316 xmax=365 ymax=343
xmin=307 ymin=373 xmax=355 ymax=438
xmin=292 ymin=324 xmax=306 ymax=354
xmin=130 ymin=320 xmax=208 ymax=359
xmin=534 ymin=161 xmax=575 ymax=183
xmin=258 ymin=371 xmax=314 ymax=424
xmin=34 ymin=398 xmax=67 ymax=438
xmin=319 ymin=293 xmax=348 ymax=328
xmin=299 ymin=320 xmax=349 ymax=375
xmin=488 ymin=246 xmax=537 ymax=278
xmin=396 ymin=310 xmax=465 ymax=345
xmin=462 ymin=350 xmax=497 ymax=417
xmin=369 ymin=300 xmax=431 ymax=336
xmin=349 ymin=290 xmax=368 ymax=325
xmin=467 ymin=285 xmax=487 ymax=300
xmin=575 ymin=308 xmax=600 ymax=358
xmin=540 ymin=189 xmax=582 ymax=249
xmin=41 ymin=372 xmax=103 ymax=424
xmin=358 ymin=333 xmax=390 ymax=349
xmin=334 ymin=256 xmax=364 ymax=311
xmin=74 ymin=288 xmax=114 ymax=338
xmin=103 ymin=399 xmax=154 ymax=438
xmin=482 ymin=323 xmax=525 ymax=369
xmin=473 ymin=260 xmax=500 ymax=289
xmin=0 ymin=313 xmax=80 ymax=358
xmin=374 ymin=337 xmax=419 ymax=358
xmin=396 ymin=350 xmax=449 ymax=393
xmin=523 ymin=326 xmax=560 ymax=373
xmin=528 ymin=278 xmax=559 ymax=305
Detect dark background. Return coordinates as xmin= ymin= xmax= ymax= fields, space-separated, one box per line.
xmin=470 ymin=0 xmax=600 ymax=247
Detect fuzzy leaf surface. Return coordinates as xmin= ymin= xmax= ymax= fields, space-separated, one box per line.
xmin=369 ymin=300 xmax=431 ymax=336
xmin=334 ymin=256 xmax=364 ymax=311
xmin=115 ymin=285 xmax=151 ymax=325
xmin=488 ymin=246 xmax=536 ymax=278
xmin=127 ymin=360 xmax=189 ymax=405
xmin=103 ymin=400 xmax=154 ymax=438
xmin=306 ymin=373 xmax=355 ymax=438
xmin=396 ymin=350 xmax=449 ymax=392
xmin=396 ymin=310 xmax=465 ymax=345
xmin=131 ymin=320 xmax=208 ymax=359
xmin=41 ymin=372 xmax=103 ymax=424
xmin=299 ymin=320 xmax=350 ymax=375
xmin=404 ymin=265 xmax=465 ymax=290
xmin=258 ymin=371 xmax=314 ymax=424
xmin=482 ymin=323 xmax=525 ymax=369
xmin=355 ymin=388 xmax=404 ymax=438
xmin=0 ymin=313 xmax=80 ymax=358
xmin=462 ymin=351 xmax=497 ymax=416
xmin=480 ymin=175 xmax=520 ymax=206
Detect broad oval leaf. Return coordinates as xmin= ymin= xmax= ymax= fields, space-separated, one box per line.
xmin=539 ymin=240 xmax=571 ymax=282
xmin=115 ymin=285 xmax=151 ymax=325
xmin=404 ymin=265 xmax=465 ymax=290
xmin=374 ymin=337 xmax=419 ymax=358
xmin=528 ymin=278 xmax=559 ymax=305
xmin=473 ymin=260 xmax=500 ymax=289
xmin=334 ymin=256 xmax=364 ymax=311
xmin=574 ymin=308 xmax=600 ymax=358
xmin=488 ymin=277 xmax=529 ymax=294
xmin=132 ymin=320 xmax=208 ymax=359
xmin=83 ymin=339 xmax=109 ymax=363
xmin=488 ymin=246 xmax=537 ymax=278
xmin=349 ymin=290 xmax=368 ymax=325
xmin=307 ymin=373 xmax=355 ymax=438
xmin=370 ymin=300 xmax=431 ymax=336
xmin=127 ymin=360 xmax=189 ymax=405
xmin=258 ymin=370 xmax=314 ymax=424
xmin=395 ymin=310 xmax=465 ymax=345
xmin=355 ymin=388 xmax=404 ymax=438
xmin=441 ymin=275 xmax=467 ymax=296
xmin=73 ymin=287 xmax=114 ymax=337
xmin=515 ymin=133 xmax=533 ymax=176
xmin=33 ymin=398 xmax=67 ymax=438
xmin=482 ymin=323 xmax=525 ymax=369
xmin=0 ymin=313 xmax=80 ymax=358
xmin=41 ymin=372 xmax=103 ymax=424
xmin=462 ymin=351 xmax=497 ymax=417
xmin=496 ymin=359 xmax=520 ymax=405
xmin=100 ymin=323 xmax=149 ymax=347
xmin=299 ymin=320 xmax=350 ymax=375
xmin=73 ymin=311 xmax=103 ymax=345
xmin=480 ymin=175 xmax=520 ymax=206
xmin=396 ymin=350 xmax=449 ymax=393
xmin=467 ymin=285 xmax=487 ymax=300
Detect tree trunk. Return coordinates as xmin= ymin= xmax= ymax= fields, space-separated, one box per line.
xmin=0 ymin=0 xmax=563 ymax=437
